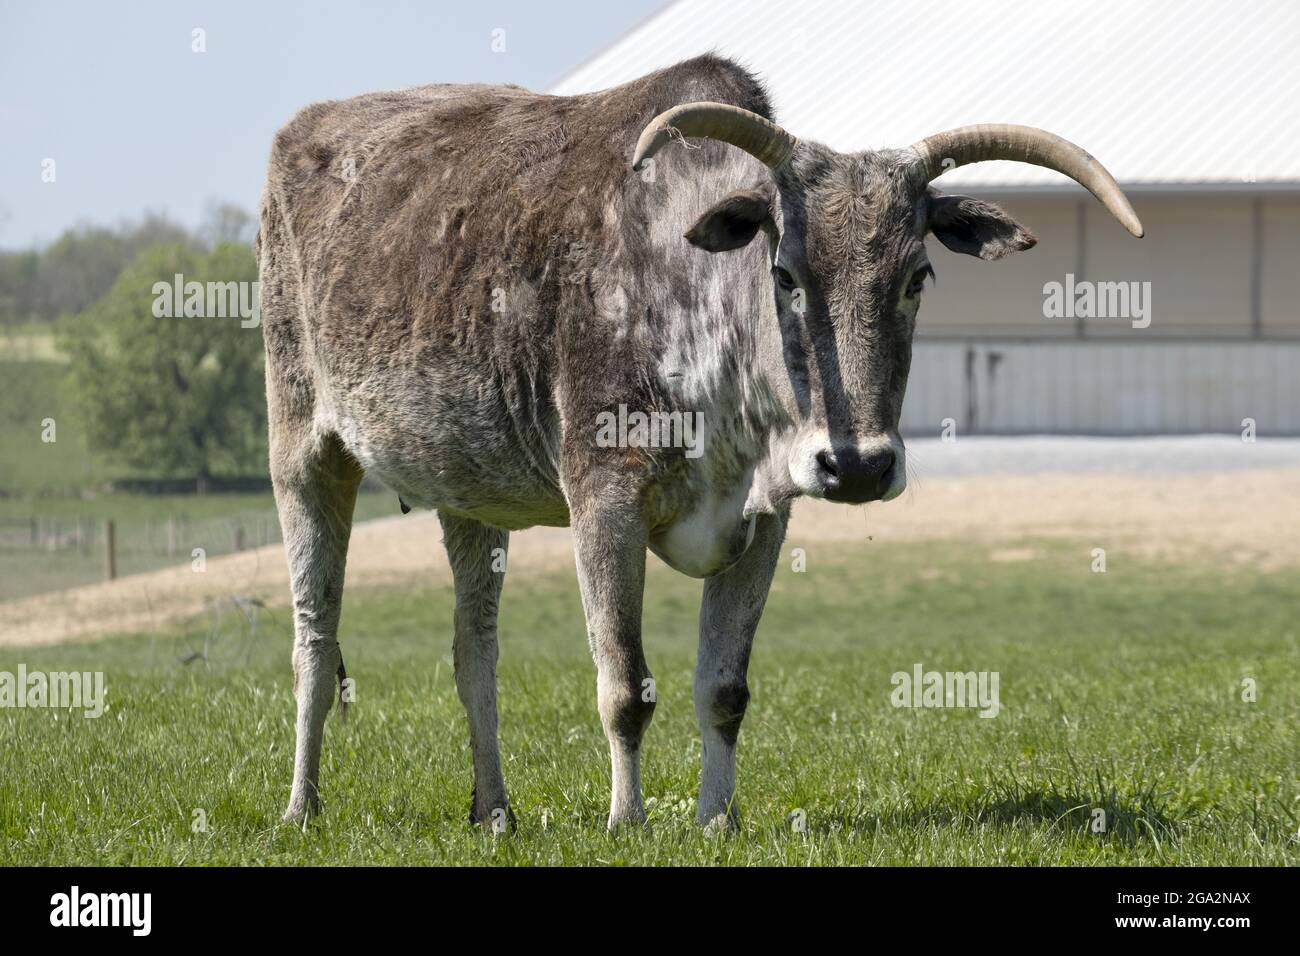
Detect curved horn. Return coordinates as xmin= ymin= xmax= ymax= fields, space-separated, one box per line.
xmin=632 ymin=102 xmax=797 ymax=172
xmin=912 ymin=124 xmax=1143 ymax=238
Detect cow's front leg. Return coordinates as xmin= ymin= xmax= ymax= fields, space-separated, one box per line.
xmin=695 ymin=507 xmax=788 ymax=830
xmin=571 ymin=501 xmax=654 ymax=829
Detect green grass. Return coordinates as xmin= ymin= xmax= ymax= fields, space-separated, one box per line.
xmin=1 ymin=538 xmax=1296 ymax=865
xmin=0 ymin=357 xmax=119 ymax=495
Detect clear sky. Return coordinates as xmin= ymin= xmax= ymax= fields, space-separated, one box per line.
xmin=0 ymin=0 xmax=668 ymax=249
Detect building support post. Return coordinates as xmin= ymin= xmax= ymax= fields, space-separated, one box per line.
xmin=1075 ymin=200 xmax=1087 ymax=339
xmin=1250 ymin=196 xmax=1263 ymax=339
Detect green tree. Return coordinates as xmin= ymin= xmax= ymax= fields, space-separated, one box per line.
xmin=0 ymin=249 xmax=41 ymax=328
xmin=58 ymin=242 xmax=267 ymax=480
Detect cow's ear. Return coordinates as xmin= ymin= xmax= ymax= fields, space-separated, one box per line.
xmin=928 ymin=194 xmax=1037 ymax=261
xmin=686 ymin=186 xmax=774 ymax=253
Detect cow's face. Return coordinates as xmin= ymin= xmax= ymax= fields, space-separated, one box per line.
xmin=684 ymin=143 xmax=1035 ymax=503
xmin=638 ymin=104 xmax=1140 ymax=505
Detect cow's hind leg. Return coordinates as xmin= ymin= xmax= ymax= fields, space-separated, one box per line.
xmin=439 ymin=512 xmax=512 ymax=829
xmin=275 ymin=431 xmax=363 ymax=824
xmin=695 ymin=508 xmax=788 ymax=830
xmin=259 ymin=189 xmax=363 ymax=823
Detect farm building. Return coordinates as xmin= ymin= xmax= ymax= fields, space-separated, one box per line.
xmin=552 ymin=0 xmax=1300 ymax=435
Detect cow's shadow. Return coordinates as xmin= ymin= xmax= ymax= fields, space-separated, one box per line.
xmin=801 ymin=787 xmax=1179 ymax=847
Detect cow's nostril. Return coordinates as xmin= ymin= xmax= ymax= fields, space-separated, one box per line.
xmin=815 ymin=450 xmax=840 ymax=487
xmin=819 ymin=446 xmax=897 ymax=503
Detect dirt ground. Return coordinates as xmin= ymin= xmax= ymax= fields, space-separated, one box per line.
xmin=3 ymin=465 xmax=1297 ymax=648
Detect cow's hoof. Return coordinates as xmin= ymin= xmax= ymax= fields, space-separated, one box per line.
xmin=606 ymin=807 xmax=649 ymax=832
xmin=282 ymin=798 xmax=321 ymax=826
xmin=698 ymin=798 xmax=741 ymax=834
xmin=469 ymin=792 xmax=516 ymax=833
xmin=700 ymin=811 xmax=740 ymax=835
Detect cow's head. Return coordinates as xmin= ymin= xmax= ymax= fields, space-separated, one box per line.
xmin=634 ymin=106 xmax=1142 ymax=504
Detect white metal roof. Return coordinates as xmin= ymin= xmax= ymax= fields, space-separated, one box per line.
xmin=552 ymin=0 xmax=1300 ymax=187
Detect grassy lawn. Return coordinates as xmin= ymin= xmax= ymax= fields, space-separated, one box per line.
xmin=1 ymin=538 xmax=1295 ymax=865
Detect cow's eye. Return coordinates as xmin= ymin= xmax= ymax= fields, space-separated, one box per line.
xmin=774 ymin=266 xmax=797 ymax=291
xmin=906 ymin=264 xmax=934 ymax=298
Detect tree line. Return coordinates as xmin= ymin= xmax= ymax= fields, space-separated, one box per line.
xmin=0 ymin=203 xmax=256 ymax=327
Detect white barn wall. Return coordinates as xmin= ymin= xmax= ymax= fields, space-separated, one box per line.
xmin=1263 ymin=197 xmax=1300 ymax=334
xmin=903 ymin=342 xmax=1300 ymax=435
xmin=919 ymin=195 xmax=1297 ymax=340
xmin=1085 ymin=197 xmax=1253 ymax=337
xmin=899 ymin=192 xmax=1300 ymax=434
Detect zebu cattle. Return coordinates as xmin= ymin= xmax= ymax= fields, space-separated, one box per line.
xmin=257 ymin=55 xmax=1141 ymax=829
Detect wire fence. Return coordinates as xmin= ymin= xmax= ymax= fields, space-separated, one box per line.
xmin=2 ymin=513 xmax=283 ymax=554
xmin=0 ymin=510 xmax=286 ymax=602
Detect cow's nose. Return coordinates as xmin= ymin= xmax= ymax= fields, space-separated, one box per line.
xmin=816 ymin=447 xmax=895 ymax=503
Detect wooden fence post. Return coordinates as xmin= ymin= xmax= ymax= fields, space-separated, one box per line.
xmin=104 ymin=519 xmax=116 ymax=581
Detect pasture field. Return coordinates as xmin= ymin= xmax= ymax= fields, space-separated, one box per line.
xmin=0 ymin=357 xmax=117 ymax=496
xmin=1 ymin=536 xmax=1295 ymax=866
xmin=0 ymin=350 xmax=398 ymax=600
